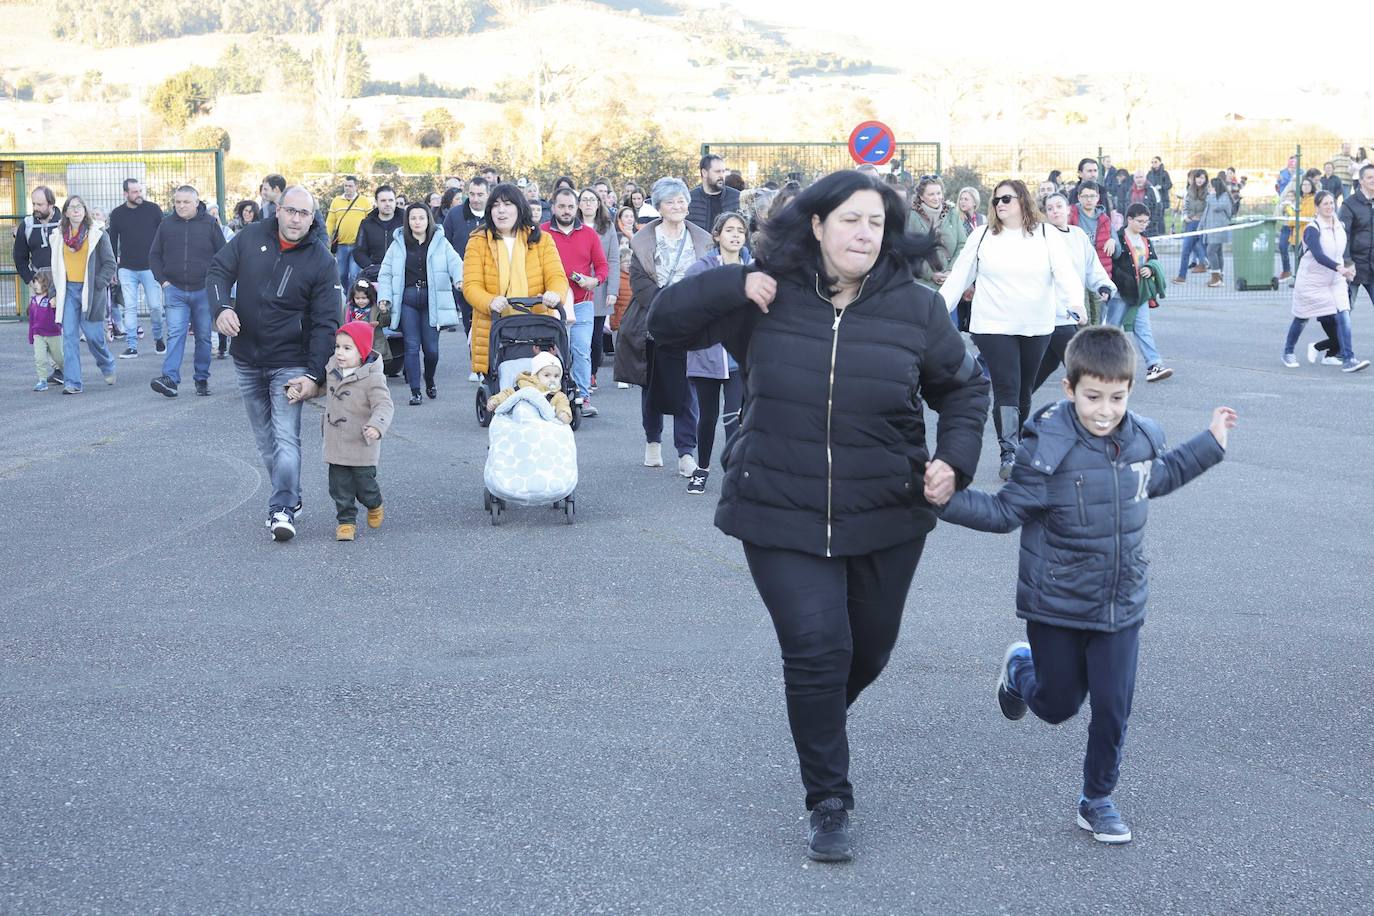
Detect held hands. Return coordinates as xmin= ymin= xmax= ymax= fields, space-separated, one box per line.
xmin=923 ymin=459 xmax=956 ymax=506
xmin=215 ymin=309 xmax=241 ymax=337
xmin=1209 ymin=406 xmax=1238 ymax=449
xmin=285 ymin=376 xmax=319 ymax=404
xmin=363 ymin=426 xmax=381 ymax=442
xmin=744 ymin=271 xmax=777 ymax=313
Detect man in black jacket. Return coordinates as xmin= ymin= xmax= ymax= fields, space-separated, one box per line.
xmin=1340 ymin=163 xmax=1374 ymax=307
xmin=441 ymin=176 xmax=488 ymax=341
xmin=351 ymin=184 xmax=403 ymax=275
xmin=148 ymin=186 xmax=226 ymax=398
xmin=687 ymin=154 xmax=741 ymax=232
xmin=11 ymin=185 xmax=60 ymax=284
xmin=209 ymin=186 xmax=342 ymax=542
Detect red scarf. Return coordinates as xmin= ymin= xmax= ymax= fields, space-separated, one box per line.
xmin=62 ymin=222 xmax=89 ymax=252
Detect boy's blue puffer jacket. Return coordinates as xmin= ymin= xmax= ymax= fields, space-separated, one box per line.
xmin=940 ymin=400 xmax=1225 ymax=632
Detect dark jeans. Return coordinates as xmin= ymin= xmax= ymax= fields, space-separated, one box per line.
xmin=1032 ymin=324 xmax=1080 ymax=393
xmin=1010 ymin=620 xmax=1141 ymax=799
xmin=400 ymin=288 xmax=440 ymax=393
xmin=691 ymin=373 xmax=743 ymax=470
xmin=1348 ymin=279 xmax=1374 ymax=308
xmin=1278 ymin=225 xmax=1293 ymax=274
xmin=328 ymin=464 xmax=382 ymax=524
xmin=971 ymin=332 xmax=1052 ymax=423
xmin=456 ymin=290 xmax=473 ymax=334
xmin=743 ymin=536 xmax=927 ymax=810
xmin=591 ymin=315 xmax=607 ymax=375
xmin=641 ymin=385 xmax=698 ymax=456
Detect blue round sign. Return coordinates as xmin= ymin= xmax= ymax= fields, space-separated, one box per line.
xmin=848 ymin=121 xmax=895 ymax=166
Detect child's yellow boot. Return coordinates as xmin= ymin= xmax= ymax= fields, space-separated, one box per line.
xmin=366 ymin=505 xmax=384 ymax=529
xmin=336 ymin=523 xmax=356 ymax=541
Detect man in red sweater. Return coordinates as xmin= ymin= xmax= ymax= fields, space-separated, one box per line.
xmin=545 ymin=188 xmax=609 ymax=415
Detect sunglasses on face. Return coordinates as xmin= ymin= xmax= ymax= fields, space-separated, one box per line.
xmin=993 ymin=194 xmax=1016 ymax=206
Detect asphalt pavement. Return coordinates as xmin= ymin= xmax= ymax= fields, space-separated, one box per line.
xmin=1 ymin=295 xmax=1371 ymax=914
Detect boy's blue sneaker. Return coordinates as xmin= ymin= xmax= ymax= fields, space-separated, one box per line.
xmin=997 ymin=642 xmax=1031 ymax=721
xmin=33 ymin=380 xmax=48 ymax=392
xmin=1077 ymin=796 xmax=1132 ymax=844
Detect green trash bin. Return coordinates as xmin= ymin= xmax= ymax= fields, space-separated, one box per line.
xmin=1231 ymin=217 xmax=1278 ymax=291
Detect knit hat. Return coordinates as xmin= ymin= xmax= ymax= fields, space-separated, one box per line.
xmin=651 ymin=176 xmax=690 ymax=209
xmin=531 ymin=351 xmax=562 ymax=377
xmin=338 ymin=320 xmax=374 ymax=359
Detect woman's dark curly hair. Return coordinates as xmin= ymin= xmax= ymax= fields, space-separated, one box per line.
xmin=755 ymin=170 xmax=930 ymax=293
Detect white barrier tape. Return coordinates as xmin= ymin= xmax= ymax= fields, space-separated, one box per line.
xmin=1152 ymin=217 xmax=1297 ymax=242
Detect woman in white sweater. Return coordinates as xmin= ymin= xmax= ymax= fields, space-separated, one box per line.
xmin=1033 ymin=192 xmax=1116 ymax=391
xmin=939 ymin=179 xmax=1077 ymax=478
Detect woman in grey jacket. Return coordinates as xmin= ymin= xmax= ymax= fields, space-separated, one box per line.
xmin=1174 ymin=169 xmax=1211 ymax=281
xmin=1200 ymin=175 xmax=1233 ymax=288
xmin=578 ymin=189 xmax=620 ymax=391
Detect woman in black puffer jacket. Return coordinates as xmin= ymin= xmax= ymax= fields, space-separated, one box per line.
xmin=649 ymin=170 xmax=990 ymax=864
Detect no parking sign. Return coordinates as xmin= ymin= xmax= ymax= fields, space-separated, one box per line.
xmin=848 ymin=120 xmax=895 ymax=166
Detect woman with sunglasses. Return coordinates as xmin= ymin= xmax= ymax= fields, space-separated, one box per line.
xmin=939 ymin=179 xmax=1077 ymax=479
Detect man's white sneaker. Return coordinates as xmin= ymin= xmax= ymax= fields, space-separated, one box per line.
xmin=616 ymin=381 xmax=630 ymax=389
xmin=269 ymin=510 xmax=296 ymax=542
xmin=468 ymin=372 xmax=480 ymax=382
xmin=678 ymin=453 xmax=698 ymax=477
xmin=644 ymin=442 xmax=663 ymax=467
xmin=1306 ymin=342 xmax=1320 ymax=364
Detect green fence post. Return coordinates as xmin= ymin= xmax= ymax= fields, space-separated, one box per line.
xmin=214 ymin=148 xmax=226 ymax=220
xmin=936 ymin=142 xmax=942 ymax=176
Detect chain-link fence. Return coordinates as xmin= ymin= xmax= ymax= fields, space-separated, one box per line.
xmin=699 ymin=142 xmax=941 ymax=187
xmin=1 ymin=149 xmax=225 ymax=319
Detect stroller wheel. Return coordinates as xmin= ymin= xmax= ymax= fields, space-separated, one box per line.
xmin=483 ymin=488 xmax=492 ymax=511
xmin=475 ymin=385 xmax=492 ymax=427
xmin=569 ymin=403 xmax=581 ymax=432
xmin=563 ymin=497 xmax=575 ymax=525
xmin=489 ymin=500 xmax=502 ymax=526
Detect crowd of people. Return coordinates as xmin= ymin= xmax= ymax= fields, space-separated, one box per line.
xmin=15 ymin=145 xmax=1370 ymax=864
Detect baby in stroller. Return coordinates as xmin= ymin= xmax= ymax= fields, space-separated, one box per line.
xmin=487 ymin=351 xmax=572 ymax=424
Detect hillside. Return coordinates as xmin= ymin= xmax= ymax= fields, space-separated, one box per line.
xmin=0 ymin=0 xmax=1364 ymax=197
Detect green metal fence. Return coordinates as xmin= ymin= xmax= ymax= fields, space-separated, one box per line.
xmin=1 ymin=149 xmax=224 ymax=319
xmin=699 ymin=141 xmax=941 ymax=186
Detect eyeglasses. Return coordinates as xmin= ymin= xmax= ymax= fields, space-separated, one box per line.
xmin=992 ymin=194 xmax=1016 ymax=205
xmin=280 ymin=206 xmax=312 ymax=220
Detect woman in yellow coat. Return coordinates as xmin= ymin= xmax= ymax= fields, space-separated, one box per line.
xmin=462 ymin=183 xmax=569 ymax=377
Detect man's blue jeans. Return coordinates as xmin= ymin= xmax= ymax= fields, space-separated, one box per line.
xmin=1105 ymin=295 xmax=1162 ymax=368
xmin=234 ymin=360 xmax=306 ymax=512
xmin=335 ymin=244 xmax=356 ymax=289
xmin=570 ymin=298 xmax=594 ymax=399
xmin=60 ymin=283 xmax=116 ymax=391
xmin=119 ymin=268 xmax=164 ymax=344
xmin=162 ymin=286 xmax=212 ymax=384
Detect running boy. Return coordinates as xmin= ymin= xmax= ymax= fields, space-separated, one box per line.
xmin=926 ymin=325 xmax=1237 ymax=844
xmin=315 ymin=320 xmax=394 ymax=541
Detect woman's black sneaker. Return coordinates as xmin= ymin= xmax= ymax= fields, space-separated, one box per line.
xmin=807 ymin=798 xmax=853 ymax=862
xmin=687 ymin=468 xmax=709 ymax=494
xmin=409 ymin=393 xmax=423 ymax=406
xmin=426 ymin=385 xmax=437 ymax=399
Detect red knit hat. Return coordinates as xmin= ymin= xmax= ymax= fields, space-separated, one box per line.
xmin=338 ymin=320 xmax=374 ymax=360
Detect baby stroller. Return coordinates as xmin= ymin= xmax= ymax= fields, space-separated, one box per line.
xmin=474 ymin=299 xmax=581 ymax=431
xmin=479 ymin=298 xmax=580 ymax=525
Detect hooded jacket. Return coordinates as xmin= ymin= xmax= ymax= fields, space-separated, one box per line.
xmin=12 ymin=208 xmax=62 ymax=282
xmin=206 ymin=217 xmax=342 ymax=384
xmin=351 ymin=207 xmax=405 ymax=272
xmin=318 ymin=354 xmax=394 ymax=466
xmin=377 ymin=226 xmax=464 ymax=331
xmin=939 ymin=400 xmax=1225 ymax=632
xmin=149 ymin=202 xmax=227 ymax=290
xmin=649 ymin=255 xmax=990 ymax=558
xmin=1109 ymin=229 xmax=1159 ymax=307
xmin=1069 ymin=203 xmax=1113 ymax=272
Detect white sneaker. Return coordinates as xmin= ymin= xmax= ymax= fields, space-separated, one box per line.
xmin=1321 ymin=356 xmax=1343 ymax=366
xmin=616 ymin=381 xmax=630 ymax=389
xmin=1281 ymin=353 xmax=1300 ymax=368
xmin=1145 ymin=364 xmax=1173 ymax=382
xmin=644 ymin=442 xmax=663 ymax=467
xmin=468 ymin=372 xmax=480 ymax=382
xmin=1342 ymin=358 xmax=1370 ymax=373
xmin=1306 ymin=342 xmax=1320 ymax=364
xmin=678 ymin=453 xmax=698 ymax=477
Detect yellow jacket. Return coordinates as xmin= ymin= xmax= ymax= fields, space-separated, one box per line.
xmin=462 ymin=227 xmax=569 ymax=375
xmin=326 ymin=194 xmax=372 ymax=246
